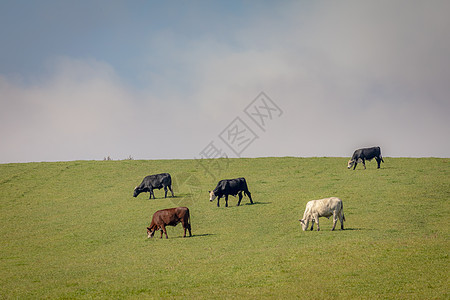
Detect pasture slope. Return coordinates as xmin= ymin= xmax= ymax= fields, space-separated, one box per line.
xmin=0 ymin=157 xmax=448 ymax=299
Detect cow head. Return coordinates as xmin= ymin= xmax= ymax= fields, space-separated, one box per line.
xmin=147 ymin=227 xmax=155 ymax=238
xmin=133 ymin=186 xmax=141 ymax=197
xmin=347 ymin=159 xmax=355 ymax=169
xmin=299 ymin=219 xmax=309 ymax=231
xmin=209 ymin=190 xmax=217 ymax=201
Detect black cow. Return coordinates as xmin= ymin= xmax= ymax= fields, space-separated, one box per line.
xmin=347 ymin=146 xmax=384 ymax=170
xmin=133 ymin=173 xmax=174 ymax=199
xmin=209 ymin=177 xmax=253 ymax=207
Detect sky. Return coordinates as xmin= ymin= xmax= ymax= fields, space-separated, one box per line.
xmin=1 ymin=0 xmax=449 ymax=163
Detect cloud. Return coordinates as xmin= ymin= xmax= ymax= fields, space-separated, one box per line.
xmin=185 ymin=0 xmax=450 ymax=158
xmin=0 ymin=57 xmax=221 ymax=163
xmin=1 ymin=1 xmax=449 ymax=163
xmin=1 ymin=58 xmax=133 ymax=162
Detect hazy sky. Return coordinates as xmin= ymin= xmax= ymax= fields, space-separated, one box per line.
xmin=1 ymin=0 xmax=449 ymax=163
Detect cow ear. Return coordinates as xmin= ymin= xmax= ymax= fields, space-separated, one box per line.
xmin=208 ymin=191 xmax=211 ymax=193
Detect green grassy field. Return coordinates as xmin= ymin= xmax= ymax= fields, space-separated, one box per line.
xmin=0 ymin=157 xmax=448 ymax=299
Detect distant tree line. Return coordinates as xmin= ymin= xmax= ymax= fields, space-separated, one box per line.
xmin=103 ymin=155 xmax=134 ymax=161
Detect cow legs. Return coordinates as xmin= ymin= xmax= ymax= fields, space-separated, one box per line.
xmin=314 ymin=215 xmax=320 ymax=231
xmin=310 ymin=219 xmax=315 ymax=231
xmin=160 ymin=224 xmax=168 ymax=239
xmin=331 ymin=213 xmax=338 ymax=231
xmin=181 ymin=219 xmax=188 ymax=237
xmin=237 ymin=191 xmax=253 ymax=206
xmin=182 ymin=223 xmax=192 ymax=237
xmin=237 ymin=192 xmax=243 ymax=206
xmin=162 ymin=185 xmax=174 ymax=198
xmin=168 ymin=185 xmax=174 ymax=197
xmin=217 ymin=196 xmax=222 ymax=207
xmin=246 ymin=191 xmax=254 ymax=204
xmin=361 ymin=158 xmax=366 ymax=169
xmin=376 ymin=157 xmax=381 ymax=169
xmin=149 ymin=188 xmax=155 ymax=199
xmin=225 ymin=195 xmax=229 ymax=207
xmin=353 ymin=162 xmax=357 ymax=170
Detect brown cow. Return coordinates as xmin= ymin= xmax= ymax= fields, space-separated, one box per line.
xmin=147 ymin=207 xmax=192 ymax=239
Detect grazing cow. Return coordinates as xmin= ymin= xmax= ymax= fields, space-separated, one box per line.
xmin=209 ymin=177 xmax=253 ymax=207
xmin=347 ymin=146 xmax=384 ymax=170
xmin=299 ymin=197 xmax=345 ymax=231
xmin=133 ymin=173 xmax=174 ymax=199
xmin=147 ymin=207 xmax=192 ymax=239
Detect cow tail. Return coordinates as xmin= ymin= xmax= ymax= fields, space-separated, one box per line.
xmin=379 ymin=148 xmax=384 ymax=163
xmin=341 ymin=201 xmax=346 ymax=221
xmin=244 ymin=178 xmax=250 ymax=193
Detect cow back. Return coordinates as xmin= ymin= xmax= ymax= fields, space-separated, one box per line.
xmin=214 ymin=178 xmax=248 ymax=197
xmin=352 ymin=146 xmax=381 ymax=160
xmin=142 ymin=173 xmax=172 ymax=189
xmin=151 ymin=207 xmax=189 ymax=227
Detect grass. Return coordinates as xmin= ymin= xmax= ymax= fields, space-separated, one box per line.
xmin=0 ymin=157 xmax=448 ymax=299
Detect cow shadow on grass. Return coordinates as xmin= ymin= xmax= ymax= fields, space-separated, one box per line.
xmin=342 ymin=227 xmax=370 ymax=231
xmin=135 ymin=196 xmax=178 ymax=200
xmin=138 ymin=195 xmax=195 ymax=202
xmin=222 ymin=201 xmax=271 ymax=208
xmin=189 ymin=233 xmax=215 ymax=238
xmin=168 ymin=233 xmax=216 ymax=240
xmin=296 ymin=228 xmax=367 ymax=232
xmin=245 ymin=201 xmax=271 ymax=205
xmin=145 ymin=233 xmax=215 ymax=240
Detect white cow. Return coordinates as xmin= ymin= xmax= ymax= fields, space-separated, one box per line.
xmin=299 ymin=197 xmax=345 ymax=231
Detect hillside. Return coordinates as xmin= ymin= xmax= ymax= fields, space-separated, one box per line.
xmin=0 ymin=157 xmax=448 ymax=298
